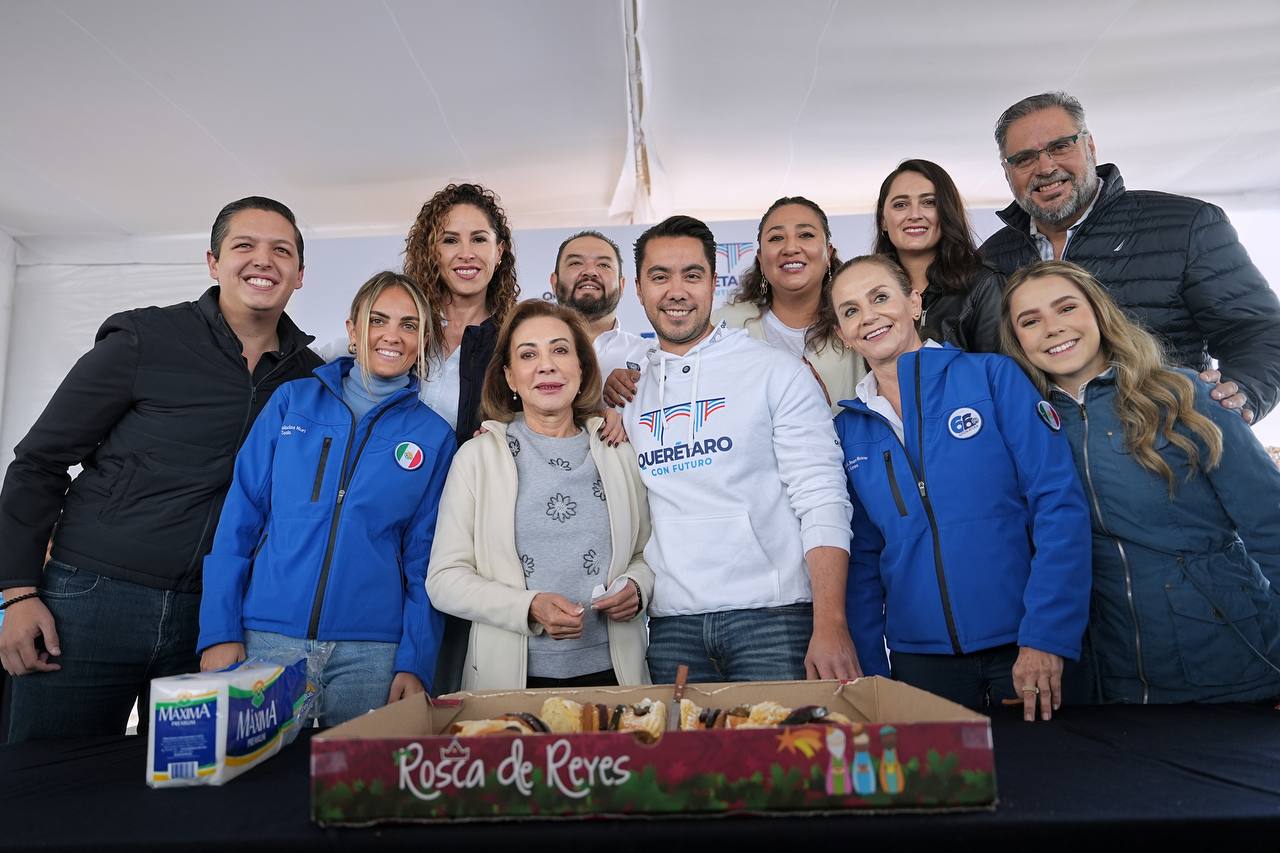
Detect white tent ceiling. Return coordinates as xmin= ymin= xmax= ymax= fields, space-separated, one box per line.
xmin=2 ymin=0 xmax=1279 ymax=243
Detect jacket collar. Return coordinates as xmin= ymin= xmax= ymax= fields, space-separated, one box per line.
xmin=1049 ymin=366 xmax=1116 ymax=405
xmin=313 ymin=356 xmax=420 ymax=398
xmin=836 ymin=341 xmax=960 ymax=411
xmin=197 ymin=285 xmax=316 ymax=354
xmin=995 ymin=162 xmax=1126 ymax=232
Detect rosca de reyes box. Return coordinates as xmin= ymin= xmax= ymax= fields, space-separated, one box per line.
xmin=311 ymin=676 xmax=994 ymax=824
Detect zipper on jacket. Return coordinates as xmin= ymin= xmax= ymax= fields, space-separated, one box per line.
xmin=1079 ymin=403 xmax=1149 ymax=703
xmin=306 ymin=391 xmax=397 ymax=639
xmin=882 ymin=452 xmax=909 ymax=517
xmin=310 ymin=437 xmax=332 ymax=502
xmin=913 ymin=357 xmax=963 ymax=655
xmin=187 ymin=347 xmax=308 ymax=576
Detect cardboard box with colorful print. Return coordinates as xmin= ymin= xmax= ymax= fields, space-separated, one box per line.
xmin=310 ymin=676 xmax=995 ymax=824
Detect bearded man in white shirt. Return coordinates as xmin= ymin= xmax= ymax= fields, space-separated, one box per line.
xmin=551 ymin=230 xmax=652 ymax=405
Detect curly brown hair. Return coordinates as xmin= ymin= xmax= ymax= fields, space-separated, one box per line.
xmin=731 ymin=196 xmax=843 ymax=355
xmin=403 ymin=182 xmax=518 ymax=358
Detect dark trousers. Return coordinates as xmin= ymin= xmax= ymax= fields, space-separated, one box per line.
xmin=890 ymin=644 xmax=1020 ymax=713
xmin=527 ymin=668 xmax=618 ymax=689
xmin=8 ymin=561 xmax=199 ymax=742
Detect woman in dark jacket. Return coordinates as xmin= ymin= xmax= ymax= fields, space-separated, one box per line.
xmin=403 ymin=182 xmax=518 ymax=694
xmin=404 ymin=182 xmax=519 ymax=445
xmin=1002 ymin=260 xmax=1280 ymax=704
xmin=874 ymin=159 xmax=1002 ymax=353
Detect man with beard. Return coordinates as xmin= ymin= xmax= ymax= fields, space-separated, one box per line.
xmin=551 ymin=230 xmax=652 ymax=406
xmin=980 ymin=91 xmax=1280 ymax=422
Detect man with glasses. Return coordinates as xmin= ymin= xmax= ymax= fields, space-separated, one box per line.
xmin=981 ymin=91 xmax=1280 ymax=422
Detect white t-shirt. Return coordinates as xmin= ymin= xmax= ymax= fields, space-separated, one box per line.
xmin=420 ymin=345 xmax=463 ymax=430
xmin=853 ymin=340 xmax=943 ymax=444
xmin=761 ymin=310 xmax=808 ymax=360
xmin=593 ymin=320 xmax=654 ymax=382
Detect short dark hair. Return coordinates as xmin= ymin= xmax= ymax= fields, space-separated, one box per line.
xmin=633 ymin=215 xmax=717 ymax=280
xmin=481 ymin=299 xmax=603 ymax=427
xmin=994 ymin=92 xmax=1087 ymax=154
xmin=210 ymin=196 xmax=304 ymax=268
xmin=554 ymin=230 xmax=624 ymax=274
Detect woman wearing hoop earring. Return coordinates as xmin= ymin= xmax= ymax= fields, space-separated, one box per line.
xmin=712 ymin=196 xmax=864 ymax=411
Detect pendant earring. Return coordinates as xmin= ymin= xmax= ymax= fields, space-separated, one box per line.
xmin=348 ymin=343 xmax=357 ymax=355
xmin=761 ymin=276 xmax=771 ymax=297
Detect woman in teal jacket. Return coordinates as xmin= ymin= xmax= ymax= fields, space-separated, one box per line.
xmin=198 ymin=272 xmax=456 ymax=725
xmin=1003 ymin=260 xmax=1280 ymax=704
xmin=831 ymin=255 xmax=1091 ymax=720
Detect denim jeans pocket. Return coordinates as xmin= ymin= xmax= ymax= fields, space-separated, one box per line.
xmin=41 ymin=561 xmax=103 ymax=598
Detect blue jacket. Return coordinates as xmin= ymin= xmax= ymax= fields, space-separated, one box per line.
xmin=834 ymin=346 xmax=1091 ymax=676
xmin=1051 ymin=371 xmax=1280 ymax=703
xmin=198 ymin=358 xmax=456 ymax=688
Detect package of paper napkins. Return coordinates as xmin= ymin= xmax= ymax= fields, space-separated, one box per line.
xmin=147 ymin=656 xmax=316 ymax=787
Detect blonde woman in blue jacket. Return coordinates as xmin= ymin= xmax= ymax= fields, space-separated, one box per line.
xmin=1003 ymin=260 xmax=1280 ymax=703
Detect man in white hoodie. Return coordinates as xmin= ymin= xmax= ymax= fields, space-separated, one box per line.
xmin=626 ymin=215 xmax=861 ymax=683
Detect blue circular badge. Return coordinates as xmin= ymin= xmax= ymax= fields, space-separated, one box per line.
xmin=947 ymin=407 xmax=983 ymax=439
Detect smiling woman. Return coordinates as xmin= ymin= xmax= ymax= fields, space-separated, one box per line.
xmin=872 ymin=159 xmax=1004 ymax=353
xmin=830 ymin=254 xmax=1093 ymax=720
xmin=402 ymin=183 xmax=519 ymax=444
xmin=1000 ymin=260 xmax=1280 ymax=705
xmin=426 ymin=299 xmax=654 ymax=692
xmin=197 ymin=270 xmax=457 ymax=727
xmin=712 ymin=196 xmax=865 ymax=412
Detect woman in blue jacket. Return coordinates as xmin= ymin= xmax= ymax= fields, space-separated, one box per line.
xmin=1002 ymin=260 xmax=1280 ymax=704
xmin=830 ymin=255 xmax=1091 ymax=720
xmin=198 ymin=271 xmax=456 ymax=725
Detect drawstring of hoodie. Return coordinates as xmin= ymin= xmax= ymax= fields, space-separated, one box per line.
xmin=687 ymin=348 xmax=701 ymax=445
xmin=654 ymin=345 xmax=703 ymax=445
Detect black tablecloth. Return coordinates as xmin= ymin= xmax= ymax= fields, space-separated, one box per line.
xmin=2 ymin=703 xmax=1277 ymax=850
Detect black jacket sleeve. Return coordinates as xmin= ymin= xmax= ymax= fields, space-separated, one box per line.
xmin=0 ymin=313 xmax=140 ymax=588
xmin=1180 ymin=203 xmax=1280 ymax=419
xmin=958 ymin=265 xmax=1006 ymax=355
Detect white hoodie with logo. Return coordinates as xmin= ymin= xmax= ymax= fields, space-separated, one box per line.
xmin=623 ymin=322 xmax=852 ymax=617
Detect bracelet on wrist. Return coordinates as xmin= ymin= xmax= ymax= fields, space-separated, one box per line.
xmin=0 ymin=591 xmax=41 ymax=611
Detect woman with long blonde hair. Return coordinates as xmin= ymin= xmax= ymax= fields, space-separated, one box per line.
xmin=1002 ymin=260 xmax=1280 ymax=704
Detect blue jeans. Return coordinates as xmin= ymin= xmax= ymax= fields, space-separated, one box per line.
xmin=8 ymin=561 xmax=200 ymax=742
xmin=244 ymin=630 xmax=396 ymax=727
xmin=890 ymin=644 xmax=1019 ymax=712
xmin=647 ymin=603 xmax=813 ymax=684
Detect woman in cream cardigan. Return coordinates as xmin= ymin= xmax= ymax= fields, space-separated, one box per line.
xmin=427 ymin=299 xmax=653 ymax=691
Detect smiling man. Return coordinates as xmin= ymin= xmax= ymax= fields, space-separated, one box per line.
xmin=626 ymin=215 xmax=859 ymax=686
xmin=0 ymin=197 xmax=322 ymax=740
xmin=980 ymin=92 xmax=1280 ymax=422
xmin=550 ymin=230 xmax=652 ymax=406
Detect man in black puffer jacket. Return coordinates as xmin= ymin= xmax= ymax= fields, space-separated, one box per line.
xmin=981 ymin=92 xmax=1280 ymax=422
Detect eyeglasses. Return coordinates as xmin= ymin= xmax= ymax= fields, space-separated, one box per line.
xmin=1003 ymin=132 xmax=1088 ymax=172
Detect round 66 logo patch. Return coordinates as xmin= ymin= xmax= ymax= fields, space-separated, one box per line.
xmin=1036 ymin=400 xmax=1062 ymax=431
xmin=394 ymin=441 xmax=424 ymax=471
xmin=947 ymin=407 xmax=983 ymax=439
